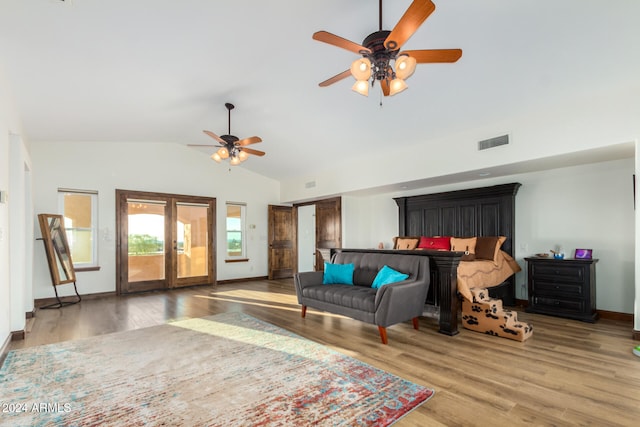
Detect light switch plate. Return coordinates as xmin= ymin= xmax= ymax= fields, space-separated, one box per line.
xmin=0 ymin=191 xmax=7 ymax=204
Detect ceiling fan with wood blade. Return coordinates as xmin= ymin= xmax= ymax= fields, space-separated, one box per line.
xmin=188 ymin=103 xmax=265 ymax=166
xmin=313 ymin=0 xmax=462 ymax=97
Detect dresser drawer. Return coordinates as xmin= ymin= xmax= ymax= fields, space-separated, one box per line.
xmin=533 ymin=280 xmax=584 ymax=297
xmin=532 ymin=296 xmax=584 ymax=313
xmin=531 ymin=263 xmax=584 ymax=283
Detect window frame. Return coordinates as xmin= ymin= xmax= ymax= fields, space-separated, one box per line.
xmin=58 ymin=188 xmax=99 ymax=270
xmin=225 ymin=202 xmax=247 ymax=261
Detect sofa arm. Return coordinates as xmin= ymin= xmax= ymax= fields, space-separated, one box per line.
xmin=294 ymin=271 xmax=324 ymax=302
xmin=374 ymin=279 xmax=430 ymax=327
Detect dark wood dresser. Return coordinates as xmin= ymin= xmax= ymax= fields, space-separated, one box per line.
xmin=525 ymin=257 xmax=598 ymax=322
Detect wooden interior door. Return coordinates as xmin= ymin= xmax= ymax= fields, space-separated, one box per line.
xmin=314 ymin=197 xmax=341 ymax=271
xmin=267 ymin=205 xmax=296 ymax=279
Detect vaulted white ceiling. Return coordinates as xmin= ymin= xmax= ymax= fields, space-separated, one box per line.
xmin=1 ymin=0 xmax=638 ymax=183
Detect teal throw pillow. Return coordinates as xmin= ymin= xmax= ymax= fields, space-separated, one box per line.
xmin=323 ymin=262 xmax=354 ymax=285
xmin=371 ymin=265 xmax=409 ymax=289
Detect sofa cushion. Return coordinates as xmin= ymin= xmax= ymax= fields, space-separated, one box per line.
xmin=323 ymin=262 xmax=354 ymax=285
xmin=332 ymin=252 xmax=420 ymax=287
xmin=301 ymin=285 xmax=377 ymax=312
xmin=353 ymin=268 xmax=378 ymax=287
xmin=371 ymin=265 xmax=409 ymax=289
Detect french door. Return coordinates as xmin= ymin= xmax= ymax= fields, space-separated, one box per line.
xmin=116 ymin=190 xmax=216 ymax=294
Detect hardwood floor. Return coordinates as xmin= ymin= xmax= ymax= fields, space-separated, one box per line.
xmin=8 ymin=279 xmax=640 ymax=426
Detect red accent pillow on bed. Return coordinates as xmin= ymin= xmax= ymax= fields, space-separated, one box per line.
xmin=418 ymin=236 xmax=451 ymax=250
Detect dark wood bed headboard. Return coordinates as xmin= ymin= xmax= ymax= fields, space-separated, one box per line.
xmin=393 ymin=183 xmax=521 ymax=256
xmin=394 ymin=183 xmax=522 ymax=306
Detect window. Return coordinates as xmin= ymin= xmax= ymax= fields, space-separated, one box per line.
xmin=58 ymin=188 xmax=98 ymax=269
xmin=226 ymin=202 xmax=246 ymax=260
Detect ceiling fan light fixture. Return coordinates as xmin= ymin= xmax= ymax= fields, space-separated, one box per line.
xmin=395 ymin=55 xmax=416 ymax=80
xmin=217 ymin=147 xmax=229 ymax=159
xmin=350 ymin=58 xmax=372 ymax=80
xmin=313 ymin=0 xmax=462 ymax=98
xmin=352 ymin=80 xmax=369 ymax=96
xmin=389 ymin=78 xmax=408 ymax=96
xmin=198 ymin=103 xmax=265 ymax=166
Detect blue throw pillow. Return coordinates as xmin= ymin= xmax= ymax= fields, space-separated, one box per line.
xmin=371 ymin=265 xmax=409 ymax=289
xmin=323 ymin=262 xmax=354 ymax=285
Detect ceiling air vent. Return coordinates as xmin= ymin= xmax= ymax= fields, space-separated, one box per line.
xmin=305 ymin=181 xmax=316 ymax=189
xmin=478 ymin=134 xmax=509 ymax=151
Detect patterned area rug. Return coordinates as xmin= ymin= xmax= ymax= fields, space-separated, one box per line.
xmin=0 ymin=312 xmax=433 ymax=426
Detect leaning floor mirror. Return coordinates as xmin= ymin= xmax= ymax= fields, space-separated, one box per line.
xmin=38 ymin=213 xmax=81 ymax=308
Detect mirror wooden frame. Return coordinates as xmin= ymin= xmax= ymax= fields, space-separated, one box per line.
xmin=38 ymin=213 xmax=81 ymax=308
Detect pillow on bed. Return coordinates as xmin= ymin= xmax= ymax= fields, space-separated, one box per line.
xmin=395 ymin=237 xmax=420 ymax=250
xmin=475 ymin=236 xmax=506 ymax=261
xmin=418 ymin=236 xmax=451 ymax=250
xmin=450 ymin=237 xmax=477 ymax=261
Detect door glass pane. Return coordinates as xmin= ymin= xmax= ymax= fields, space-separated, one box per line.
xmin=127 ymin=200 xmax=166 ymax=282
xmin=177 ymin=203 xmax=208 ymax=278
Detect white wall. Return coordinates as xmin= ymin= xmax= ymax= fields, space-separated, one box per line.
xmin=341 ymin=158 xmax=635 ymax=314
xmin=31 ymin=141 xmax=280 ymax=299
xmin=636 ymin=143 xmax=640 ymax=332
xmin=0 ymin=110 xmax=11 ymax=347
xmin=297 ymin=204 xmax=315 ymax=272
xmin=516 ymin=159 xmax=634 ymax=313
xmin=281 ymin=86 xmax=639 ymax=203
xmin=9 ymin=134 xmax=33 ymax=333
xmin=0 ymin=65 xmax=30 ymax=347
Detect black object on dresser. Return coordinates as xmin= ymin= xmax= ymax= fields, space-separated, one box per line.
xmin=525 ymin=257 xmax=598 ymax=322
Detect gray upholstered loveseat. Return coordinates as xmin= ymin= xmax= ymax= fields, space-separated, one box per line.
xmin=294 ymin=250 xmax=430 ymax=344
